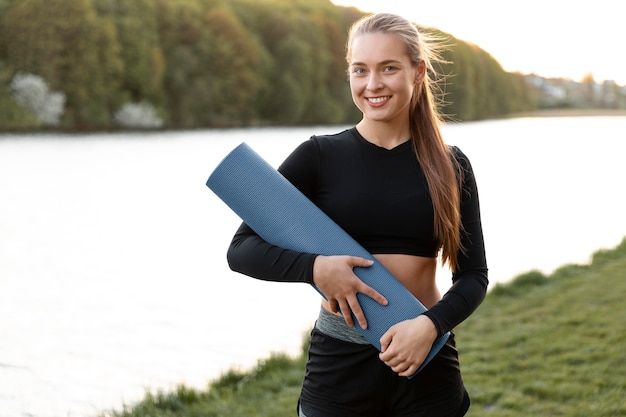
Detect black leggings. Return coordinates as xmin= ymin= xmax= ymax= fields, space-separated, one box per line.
xmin=297 ymin=328 xmax=470 ymax=417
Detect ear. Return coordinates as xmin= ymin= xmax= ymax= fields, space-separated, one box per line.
xmin=415 ymin=60 xmax=426 ymax=84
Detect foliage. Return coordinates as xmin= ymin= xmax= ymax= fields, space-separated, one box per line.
xmin=435 ymin=34 xmax=538 ymax=121
xmin=113 ymin=102 xmax=163 ymax=129
xmin=0 ymin=63 xmax=40 ymax=129
xmin=489 ymin=269 xmax=548 ymax=297
xmin=9 ymin=72 xmax=65 ymax=125
xmin=0 ymin=92 xmax=40 ymax=130
xmin=101 ymin=237 xmax=626 ymax=417
xmin=94 ymin=0 xmax=165 ymax=107
xmin=1 ymin=0 xmax=124 ymax=129
xmin=0 ymin=0 xmax=540 ymax=131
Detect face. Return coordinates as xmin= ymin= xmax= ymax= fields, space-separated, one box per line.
xmin=348 ymin=32 xmax=425 ymax=127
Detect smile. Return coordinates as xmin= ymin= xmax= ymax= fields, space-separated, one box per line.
xmin=367 ymin=96 xmax=390 ymax=104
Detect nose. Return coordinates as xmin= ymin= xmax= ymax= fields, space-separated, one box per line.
xmin=366 ymin=72 xmax=383 ymax=91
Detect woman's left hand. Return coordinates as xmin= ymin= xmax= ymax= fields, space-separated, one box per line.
xmin=379 ymin=315 xmax=438 ymax=377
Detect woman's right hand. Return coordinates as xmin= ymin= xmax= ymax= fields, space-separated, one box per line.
xmin=312 ymin=255 xmax=388 ymax=329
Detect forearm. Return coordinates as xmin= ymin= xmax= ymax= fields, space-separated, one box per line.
xmin=422 ymin=270 xmax=488 ymax=337
xmin=227 ymin=222 xmax=317 ymax=284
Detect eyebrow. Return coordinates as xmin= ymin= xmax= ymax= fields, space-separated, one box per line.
xmin=349 ymin=59 xmax=404 ymax=67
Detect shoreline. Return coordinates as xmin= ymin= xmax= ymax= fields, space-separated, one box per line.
xmin=504 ymin=108 xmax=626 ymax=119
xmin=2 ymin=109 xmax=626 ymax=136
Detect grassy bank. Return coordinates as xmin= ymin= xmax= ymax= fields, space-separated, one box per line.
xmin=103 ymin=238 xmax=626 ymax=417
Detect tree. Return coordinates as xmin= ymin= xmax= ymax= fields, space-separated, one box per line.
xmin=0 ymin=0 xmax=541 ymax=130
xmin=155 ymin=0 xmax=211 ymax=127
xmin=203 ymin=7 xmax=262 ymax=125
xmin=1 ymin=0 xmax=123 ymax=128
xmin=0 ymin=62 xmax=40 ymax=130
xmin=94 ymin=0 xmax=165 ymax=105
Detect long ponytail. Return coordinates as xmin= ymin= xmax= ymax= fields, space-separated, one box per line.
xmin=410 ymin=77 xmax=463 ymax=271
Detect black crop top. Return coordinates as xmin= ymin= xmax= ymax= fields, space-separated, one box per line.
xmin=280 ymin=129 xmax=438 ymax=257
xmin=227 ymin=127 xmax=488 ymax=337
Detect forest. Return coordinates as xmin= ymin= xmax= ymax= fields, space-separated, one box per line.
xmin=0 ymin=0 xmax=538 ymax=131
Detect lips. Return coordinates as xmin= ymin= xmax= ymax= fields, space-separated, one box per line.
xmin=367 ymin=96 xmax=390 ymax=104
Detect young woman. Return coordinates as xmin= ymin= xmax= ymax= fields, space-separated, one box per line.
xmin=227 ymin=12 xmax=488 ymax=417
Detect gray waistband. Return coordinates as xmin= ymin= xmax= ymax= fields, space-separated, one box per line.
xmin=314 ymin=307 xmax=368 ymax=344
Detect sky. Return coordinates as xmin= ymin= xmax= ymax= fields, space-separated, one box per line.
xmin=331 ymin=0 xmax=626 ymax=85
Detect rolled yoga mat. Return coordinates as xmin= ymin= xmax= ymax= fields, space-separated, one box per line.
xmin=206 ymin=142 xmax=450 ymax=375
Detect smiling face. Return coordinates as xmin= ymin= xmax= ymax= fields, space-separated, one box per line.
xmin=348 ymin=32 xmax=425 ymax=129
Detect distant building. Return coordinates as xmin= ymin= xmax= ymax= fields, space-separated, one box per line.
xmin=525 ymin=74 xmax=626 ymax=110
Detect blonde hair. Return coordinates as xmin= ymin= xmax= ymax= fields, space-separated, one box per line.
xmin=346 ymin=13 xmax=463 ymax=271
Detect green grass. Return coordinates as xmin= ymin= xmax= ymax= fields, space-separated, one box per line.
xmin=460 ymin=239 xmax=626 ymax=417
xmin=102 ymin=238 xmax=626 ymax=417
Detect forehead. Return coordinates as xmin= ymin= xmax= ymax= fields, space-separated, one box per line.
xmin=348 ymin=32 xmax=410 ymax=65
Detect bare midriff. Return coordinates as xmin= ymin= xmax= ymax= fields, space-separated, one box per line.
xmin=321 ymin=254 xmax=441 ymax=316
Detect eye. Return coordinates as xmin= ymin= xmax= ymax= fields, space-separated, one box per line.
xmin=352 ymin=67 xmax=366 ymax=75
xmin=383 ymin=66 xmax=397 ymax=73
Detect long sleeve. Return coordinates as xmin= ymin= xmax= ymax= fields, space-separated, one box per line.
xmin=423 ymin=146 xmax=489 ymax=337
xmin=226 ymin=139 xmax=321 ymax=284
xmin=227 ymin=222 xmax=318 ymax=283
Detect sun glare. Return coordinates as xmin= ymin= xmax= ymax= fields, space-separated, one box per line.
xmin=332 ymin=0 xmax=626 ymax=85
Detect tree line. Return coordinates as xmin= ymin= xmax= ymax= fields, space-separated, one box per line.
xmin=0 ymin=0 xmax=539 ymax=131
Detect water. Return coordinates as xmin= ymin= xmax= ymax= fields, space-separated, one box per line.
xmin=1 ymin=117 xmax=625 ymax=417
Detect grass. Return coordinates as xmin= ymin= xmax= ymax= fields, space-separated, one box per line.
xmin=101 ymin=237 xmax=626 ymax=417
xmin=460 ymin=240 xmax=626 ymax=416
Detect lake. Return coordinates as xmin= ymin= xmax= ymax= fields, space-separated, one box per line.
xmin=1 ymin=116 xmax=625 ymax=417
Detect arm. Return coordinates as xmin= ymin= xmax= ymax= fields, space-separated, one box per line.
xmin=226 ymin=139 xmax=321 ymax=284
xmin=422 ymin=146 xmax=489 ymax=337
xmin=227 ymin=221 xmax=318 ymax=284
xmin=380 ymin=147 xmax=488 ymax=376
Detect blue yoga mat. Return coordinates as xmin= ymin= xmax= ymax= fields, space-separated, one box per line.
xmin=206 ymin=142 xmax=449 ymax=375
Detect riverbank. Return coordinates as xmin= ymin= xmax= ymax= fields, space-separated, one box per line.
xmin=3 ymin=107 xmax=626 ymax=136
xmin=506 ymin=108 xmax=626 ymax=119
xmin=101 ymin=237 xmax=626 ymax=417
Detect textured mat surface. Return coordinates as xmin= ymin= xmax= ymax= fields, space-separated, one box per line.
xmin=207 ymin=142 xmax=449 ymax=375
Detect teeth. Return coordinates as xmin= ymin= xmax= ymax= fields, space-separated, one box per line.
xmin=368 ymin=97 xmax=389 ymax=103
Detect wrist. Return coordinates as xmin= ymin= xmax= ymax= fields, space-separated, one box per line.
xmin=416 ymin=314 xmax=438 ymax=342
xmin=307 ymin=254 xmax=320 ymax=285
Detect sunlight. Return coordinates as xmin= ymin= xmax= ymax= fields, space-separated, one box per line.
xmin=332 ymin=0 xmax=626 ymax=85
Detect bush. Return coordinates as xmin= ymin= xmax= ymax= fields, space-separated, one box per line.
xmin=490 ymin=269 xmax=548 ymax=297
xmin=113 ymin=102 xmax=163 ymax=129
xmin=9 ymin=72 xmax=65 ymax=126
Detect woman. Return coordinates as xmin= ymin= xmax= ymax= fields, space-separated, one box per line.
xmin=227 ymin=12 xmax=488 ymax=417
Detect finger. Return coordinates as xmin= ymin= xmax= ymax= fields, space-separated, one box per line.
xmin=400 ymin=359 xmax=421 ymax=377
xmin=347 ymin=297 xmax=368 ymax=329
xmin=349 ymin=256 xmax=374 ymax=268
xmin=393 ymin=363 xmax=406 ymax=374
xmin=381 ymin=348 xmax=406 ymax=370
xmin=327 ymin=298 xmax=339 ymax=314
xmin=358 ymin=284 xmax=388 ymax=306
xmin=381 ymin=355 xmax=398 ymax=368
xmin=379 ymin=348 xmax=398 ymax=363
xmin=379 ymin=329 xmax=394 ymax=354
xmin=348 ymin=258 xmax=387 ymax=306
xmin=398 ymin=364 xmax=416 ymax=377
xmin=338 ymin=299 xmax=355 ymax=327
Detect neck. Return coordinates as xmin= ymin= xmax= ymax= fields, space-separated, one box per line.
xmin=356 ymin=120 xmax=410 ymax=150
